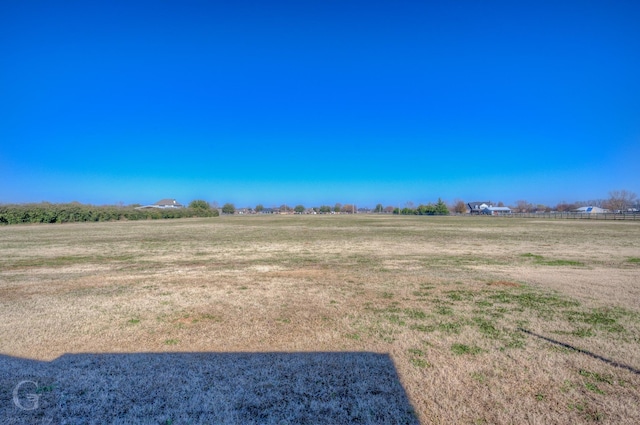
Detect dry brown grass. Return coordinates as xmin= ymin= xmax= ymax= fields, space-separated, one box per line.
xmin=1 ymin=215 xmax=639 ymax=423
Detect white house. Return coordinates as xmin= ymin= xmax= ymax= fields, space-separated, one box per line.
xmin=468 ymin=201 xmax=511 ymax=215
xmin=575 ymin=206 xmax=608 ymax=214
xmin=136 ymin=199 xmax=184 ymax=209
xmin=482 ymin=206 xmax=512 ymax=215
xmin=468 ymin=201 xmax=491 ymax=214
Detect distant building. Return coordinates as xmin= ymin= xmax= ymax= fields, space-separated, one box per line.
xmin=154 ymin=199 xmax=184 ymax=208
xmin=468 ymin=201 xmax=511 ymax=216
xmin=468 ymin=201 xmax=492 ymax=215
xmin=135 ymin=199 xmax=184 ymax=209
xmin=482 ymin=206 xmax=512 ymax=215
xmin=575 ymin=206 xmax=608 ymax=214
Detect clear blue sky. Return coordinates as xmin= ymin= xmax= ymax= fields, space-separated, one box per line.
xmin=2 ymin=1 xmax=639 ymax=208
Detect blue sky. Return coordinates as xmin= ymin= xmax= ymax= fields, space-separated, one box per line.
xmin=2 ymin=1 xmax=639 ymax=208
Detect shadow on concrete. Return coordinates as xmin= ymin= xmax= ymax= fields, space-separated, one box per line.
xmin=0 ymin=351 xmax=419 ymax=424
xmin=518 ymin=327 xmax=640 ymax=375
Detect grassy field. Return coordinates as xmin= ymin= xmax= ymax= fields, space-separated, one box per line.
xmin=1 ymin=215 xmax=639 ymax=423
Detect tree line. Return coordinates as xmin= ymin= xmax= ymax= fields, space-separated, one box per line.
xmin=217 ymin=190 xmax=638 ymax=216
xmin=3 ymin=190 xmax=636 ymax=223
xmin=510 ymin=190 xmax=638 ymax=213
xmin=0 ymin=200 xmax=218 ymax=225
xmin=219 ymin=198 xmax=451 ymax=215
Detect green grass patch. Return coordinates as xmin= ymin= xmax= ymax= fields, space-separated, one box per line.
xmin=521 ymin=253 xmax=541 ymax=258
xmin=6 ymin=254 xmax=135 ymax=269
xmin=447 ymin=293 xmax=463 ymax=301
xmin=36 ymin=384 xmax=55 ymax=394
xmin=438 ymin=321 xmax=464 ymax=334
xmin=584 ymin=382 xmax=605 ymax=395
xmin=489 ymin=290 xmax=580 ymax=314
xmin=471 ymin=372 xmax=486 ymax=383
xmin=404 ymin=308 xmax=427 ymax=320
xmin=199 ymin=314 xmax=221 ymax=322
xmin=408 ymin=348 xmax=424 ymax=356
xmin=566 ymin=309 xmax=624 ymax=332
xmin=521 ymin=253 xmax=584 ymax=267
xmin=571 ymin=327 xmax=594 ymax=338
xmin=541 ymin=259 xmax=584 ymax=266
xmin=409 ymin=324 xmax=435 ymax=332
xmin=627 ymin=257 xmax=640 ymax=263
xmin=386 ymin=314 xmax=406 ymax=326
xmin=570 ymin=405 xmax=605 ymax=422
xmin=435 ymin=306 xmax=454 ymax=316
xmin=408 ymin=348 xmax=431 ymax=368
xmin=451 ymin=343 xmax=483 ymax=355
xmin=409 ymin=357 xmax=431 ymax=368
xmin=446 ymin=290 xmax=476 ymax=301
xmin=503 ymin=331 xmax=526 ymax=349
xmin=472 ymin=317 xmax=501 ymax=339
xmin=579 ymin=370 xmax=613 ymax=384
xmin=413 ymin=284 xmax=434 ymax=298
xmin=578 ymin=369 xmax=613 ymax=396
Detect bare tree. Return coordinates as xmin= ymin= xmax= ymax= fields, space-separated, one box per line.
xmin=515 ymin=200 xmax=532 ymax=213
xmin=555 ymin=202 xmax=577 ymax=212
xmin=606 ymin=190 xmax=638 ymax=212
xmin=341 ymin=204 xmax=355 ymax=214
xmin=453 ymin=200 xmax=467 ymax=214
xmin=585 ymin=199 xmax=605 ymax=208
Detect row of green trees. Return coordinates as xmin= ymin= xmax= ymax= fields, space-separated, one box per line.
xmin=394 ymin=198 xmax=450 ymax=215
xmin=218 ymin=198 xmax=451 ymax=215
xmin=0 ymin=201 xmax=218 ymax=225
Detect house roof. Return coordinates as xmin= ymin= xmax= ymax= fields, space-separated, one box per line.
xmin=155 ymin=199 xmax=182 ymax=206
xmin=468 ymin=201 xmax=491 ymax=208
xmin=575 ymin=206 xmax=608 ymax=213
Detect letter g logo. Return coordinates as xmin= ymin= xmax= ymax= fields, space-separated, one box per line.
xmin=12 ymin=380 xmax=40 ymax=411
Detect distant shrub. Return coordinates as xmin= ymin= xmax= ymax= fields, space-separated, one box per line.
xmin=0 ymin=202 xmax=219 ymax=225
xmin=189 ymin=200 xmax=210 ymax=210
xmin=221 ymin=203 xmax=236 ymax=215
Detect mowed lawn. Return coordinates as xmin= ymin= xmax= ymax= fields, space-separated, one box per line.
xmin=1 ymin=215 xmax=639 ymax=424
